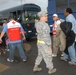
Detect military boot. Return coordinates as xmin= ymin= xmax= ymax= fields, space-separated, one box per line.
xmin=48 ymin=68 xmax=57 ymax=74
xmin=33 ymin=66 xmax=42 ymax=72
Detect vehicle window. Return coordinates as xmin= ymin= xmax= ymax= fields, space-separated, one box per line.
xmin=70 ymin=0 xmax=76 ymax=10
xmin=24 ymin=11 xmax=39 ymax=21
xmin=56 ymin=0 xmax=67 ymax=12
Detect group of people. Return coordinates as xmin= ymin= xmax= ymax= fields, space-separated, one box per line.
xmin=52 ymin=8 xmax=76 ymax=66
xmin=33 ymin=7 xmax=76 ymax=74
xmin=0 ymin=7 xmax=76 ymax=75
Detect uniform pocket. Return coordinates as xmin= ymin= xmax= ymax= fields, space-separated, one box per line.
xmin=43 ymin=44 xmax=52 ymax=55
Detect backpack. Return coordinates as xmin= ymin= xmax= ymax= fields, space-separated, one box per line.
xmin=60 ymin=21 xmax=72 ymax=35
xmin=60 ymin=21 xmax=75 ymax=47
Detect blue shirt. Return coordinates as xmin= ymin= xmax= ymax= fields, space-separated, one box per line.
xmin=3 ymin=24 xmax=23 ymax=44
xmin=66 ymin=14 xmax=76 ymax=41
xmin=66 ymin=14 xmax=76 ymax=33
xmin=60 ymin=19 xmax=65 ymax=22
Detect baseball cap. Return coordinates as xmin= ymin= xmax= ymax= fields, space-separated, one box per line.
xmin=52 ymin=14 xmax=58 ymax=17
xmin=37 ymin=11 xmax=47 ymax=17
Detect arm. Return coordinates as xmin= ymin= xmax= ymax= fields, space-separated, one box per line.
xmin=20 ymin=26 xmax=26 ymax=40
xmin=56 ymin=24 xmax=61 ymax=36
xmin=21 ymin=30 xmax=26 ymax=40
xmin=43 ymin=24 xmax=52 ymax=47
xmin=0 ymin=25 xmax=7 ymax=43
xmin=0 ymin=32 xmax=5 ymax=43
xmin=66 ymin=15 xmax=76 ymax=34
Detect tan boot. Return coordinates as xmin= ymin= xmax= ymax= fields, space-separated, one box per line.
xmin=48 ymin=68 xmax=57 ymax=74
xmin=33 ymin=66 xmax=42 ymax=72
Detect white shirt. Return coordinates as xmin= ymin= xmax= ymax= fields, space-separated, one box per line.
xmin=54 ymin=19 xmax=61 ymax=28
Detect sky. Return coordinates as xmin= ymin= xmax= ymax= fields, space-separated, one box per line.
xmin=0 ymin=0 xmax=48 ymax=12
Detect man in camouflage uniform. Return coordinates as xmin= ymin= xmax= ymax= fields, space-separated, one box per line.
xmin=33 ymin=11 xmax=56 ymax=74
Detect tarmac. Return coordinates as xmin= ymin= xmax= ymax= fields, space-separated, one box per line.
xmin=0 ymin=37 xmax=76 ymax=75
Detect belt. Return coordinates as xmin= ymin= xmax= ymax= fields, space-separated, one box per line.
xmin=37 ymin=40 xmax=45 ymax=44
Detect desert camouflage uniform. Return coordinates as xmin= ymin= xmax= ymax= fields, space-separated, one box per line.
xmin=35 ymin=20 xmax=53 ymax=70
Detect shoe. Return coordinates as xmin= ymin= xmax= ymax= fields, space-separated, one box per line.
xmin=0 ymin=52 xmax=1 ymax=54
xmin=3 ymin=51 xmax=6 ymax=54
xmin=33 ymin=66 xmax=42 ymax=72
xmin=68 ymin=61 xmax=76 ymax=65
xmin=52 ymin=54 xmax=57 ymax=57
xmin=7 ymin=49 xmax=10 ymax=51
xmin=61 ymin=53 xmax=64 ymax=57
xmin=5 ymin=49 xmax=10 ymax=51
xmin=48 ymin=68 xmax=57 ymax=74
xmin=23 ymin=59 xmax=27 ymax=63
xmin=7 ymin=58 xmax=14 ymax=62
xmin=61 ymin=57 xmax=68 ymax=61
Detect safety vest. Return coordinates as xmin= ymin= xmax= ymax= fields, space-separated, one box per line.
xmin=7 ymin=20 xmax=21 ymax=41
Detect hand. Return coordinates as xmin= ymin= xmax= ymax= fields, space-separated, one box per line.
xmin=0 ymin=38 xmax=2 ymax=43
xmin=24 ymin=31 xmax=26 ymax=34
xmin=23 ymin=36 xmax=26 ymax=41
xmin=35 ymin=19 xmax=39 ymax=23
xmin=48 ymin=46 xmax=52 ymax=51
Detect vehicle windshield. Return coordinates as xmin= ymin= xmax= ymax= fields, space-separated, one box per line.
xmin=24 ymin=11 xmax=39 ymax=22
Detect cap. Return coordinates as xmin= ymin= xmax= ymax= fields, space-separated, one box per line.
xmin=37 ymin=11 xmax=47 ymax=17
xmin=52 ymin=14 xmax=58 ymax=17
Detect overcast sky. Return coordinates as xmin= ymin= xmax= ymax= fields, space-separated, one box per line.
xmin=0 ymin=0 xmax=48 ymax=12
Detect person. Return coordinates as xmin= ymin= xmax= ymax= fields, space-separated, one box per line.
xmin=60 ymin=21 xmax=75 ymax=56
xmin=61 ymin=8 xmax=76 ymax=65
xmin=0 ymin=20 xmax=6 ymax=54
xmin=33 ymin=11 xmax=56 ymax=74
xmin=52 ymin=14 xmax=66 ymax=57
xmin=3 ymin=20 xmax=10 ymax=51
xmin=0 ymin=16 xmax=27 ymax=62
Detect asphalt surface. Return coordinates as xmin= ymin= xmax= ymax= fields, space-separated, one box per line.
xmin=0 ymin=37 xmax=76 ymax=75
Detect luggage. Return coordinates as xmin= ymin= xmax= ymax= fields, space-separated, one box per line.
xmin=23 ymin=41 xmax=32 ymax=53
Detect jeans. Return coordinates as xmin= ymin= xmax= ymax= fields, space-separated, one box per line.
xmin=5 ymin=44 xmax=10 ymax=50
xmin=9 ymin=42 xmax=26 ymax=60
xmin=64 ymin=43 xmax=76 ymax=62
